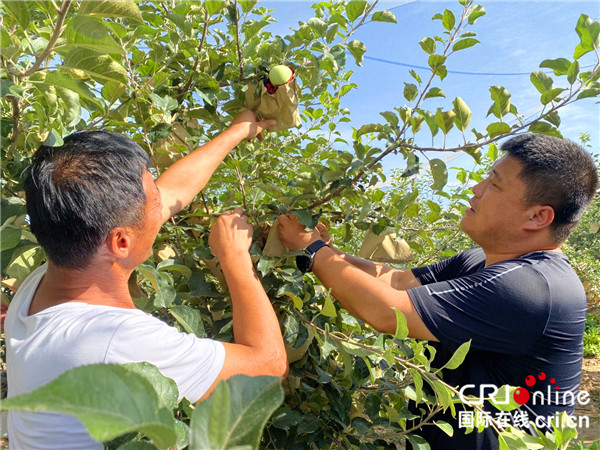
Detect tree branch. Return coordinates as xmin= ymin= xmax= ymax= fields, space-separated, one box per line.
xmin=20 ymin=0 xmax=72 ymax=78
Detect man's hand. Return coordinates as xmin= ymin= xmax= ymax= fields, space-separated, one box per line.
xmin=315 ymin=222 xmax=332 ymax=247
xmin=230 ymin=109 xmax=276 ymax=142
xmin=277 ymin=214 xmax=321 ymax=251
xmin=209 ymin=208 xmax=253 ymax=262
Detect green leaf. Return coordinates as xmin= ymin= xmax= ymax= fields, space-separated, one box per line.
xmin=424 ymin=87 xmax=445 ymax=99
xmin=0 ymin=364 xmax=176 ymax=448
xmin=205 ymin=1 xmax=226 ymax=15
xmin=442 ymin=9 xmax=455 ymax=31
xmin=567 ymin=60 xmax=580 ymax=85
xmin=430 ymin=158 xmax=448 ymax=191
xmin=78 ymin=0 xmax=143 ymax=22
xmin=6 ymin=245 xmax=44 ymax=279
xmin=0 ymin=227 xmax=21 ymax=251
xmin=346 ymin=1 xmax=367 ymax=22
xmin=189 ymin=375 xmax=284 ymax=450
xmin=528 ymin=122 xmax=562 ymax=138
xmin=539 ymin=57 xmax=571 ymax=75
xmin=347 ymin=40 xmax=366 ymax=66
xmin=452 ymin=38 xmax=479 ymax=52
xmin=435 ymin=421 xmax=454 ymax=437
xmin=403 ymin=82 xmax=418 ymax=102
xmin=307 ymin=17 xmax=327 ymax=37
xmin=292 ymin=210 xmax=317 ymax=230
xmin=573 ymin=14 xmax=600 ymax=59
xmin=170 ymin=305 xmax=206 ymax=338
xmin=530 ymin=71 xmax=554 ymax=94
xmin=321 ymin=295 xmax=337 ymax=318
xmin=576 ymin=87 xmax=600 ymax=99
xmin=55 ymin=87 xmax=81 ymax=126
xmin=468 ymin=5 xmax=486 ymax=24
xmin=540 ymin=87 xmax=566 ymax=105
xmin=406 ymin=434 xmax=431 ymax=450
xmin=544 ymin=111 xmax=561 ymax=127
xmin=417 ymin=109 xmax=438 ymax=137
xmin=239 ymin=1 xmax=258 ymax=13
xmin=393 ymin=308 xmax=408 ymax=340
xmin=499 ymin=432 xmax=529 ymax=450
xmin=62 ymin=48 xmax=127 ymax=85
xmin=452 ymin=97 xmax=471 ymax=132
xmin=371 ymin=10 xmax=397 ymax=24
xmin=489 ymin=86 xmax=511 ymax=119
xmin=486 ymin=122 xmax=511 ymax=138
xmin=489 ymin=385 xmax=522 ymax=411
xmin=43 ymin=71 xmax=97 ymax=102
xmin=122 ymin=362 xmax=179 ymax=411
xmin=2 ymin=1 xmax=30 ymax=29
xmin=66 ymin=16 xmax=124 ymax=54
xmin=434 ymin=109 xmax=455 ymax=135
xmin=419 ymin=37 xmax=436 ymax=55
xmin=440 ymin=340 xmax=470 ymax=370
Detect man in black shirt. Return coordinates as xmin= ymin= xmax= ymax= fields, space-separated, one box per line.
xmin=277 ymin=133 xmax=598 ymax=449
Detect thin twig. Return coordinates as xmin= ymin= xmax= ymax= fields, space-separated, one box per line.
xmin=20 ymin=0 xmax=72 ymax=78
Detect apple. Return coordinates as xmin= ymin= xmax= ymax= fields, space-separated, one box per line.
xmin=268 ymin=65 xmax=294 ymax=86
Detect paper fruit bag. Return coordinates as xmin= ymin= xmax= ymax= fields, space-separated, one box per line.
xmin=245 ymin=73 xmax=301 ymax=131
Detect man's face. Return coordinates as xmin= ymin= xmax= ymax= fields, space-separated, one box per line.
xmin=130 ymin=170 xmax=163 ymax=264
xmin=460 ymin=154 xmax=534 ymax=248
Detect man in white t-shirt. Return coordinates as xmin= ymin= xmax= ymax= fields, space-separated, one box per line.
xmin=4 ymin=110 xmax=287 ymax=449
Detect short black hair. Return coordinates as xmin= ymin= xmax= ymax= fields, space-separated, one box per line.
xmin=501 ymin=133 xmax=598 ymax=243
xmin=23 ymin=131 xmax=150 ymax=268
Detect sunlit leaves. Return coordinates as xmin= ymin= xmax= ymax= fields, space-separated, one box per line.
xmin=539 ymin=57 xmax=571 ymax=75
xmin=434 ymin=108 xmax=455 ymax=135
xmin=66 ymin=16 xmax=124 ymax=55
xmin=442 ymin=9 xmax=456 ymax=31
xmin=62 ymin=48 xmax=128 ymax=84
xmin=573 ymin=14 xmax=600 ymax=59
xmin=2 ymin=0 xmax=30 ymax=29
xmin=189 ymin=375 xmax=284 ymax=450
xmin=488 ymin=86 xmax=511 ymax=119
xmin=371 ymin=10 xmax=397 ymax=24
xmin=345 ymin=1 xmax=367 ymax=22
xmin=78 ymin=0 xmax=143 ymax=22
xmin=467 ymin=4 xmax=486 ymax=25
xmin=487 ymin=121 xmax=511 ymax=138
xmin=347 ymin=40 xmax=366 ymax=66
xmin=420 ymin=37 xmax=436 ymax=55
xmin=452 ymin=97 xmax=471 ymax=131
xmin=404 ymin=82 xmax=418 ymax=102
xmin=0 ymin=364 xmax=177 ymax=449
xmin=530 ymin=71 xmax=554 ymax=93
xmin=430 ymin=158 xmax=448 ymax=191
xmin=452 ymin=37 xmax=480 ymax=52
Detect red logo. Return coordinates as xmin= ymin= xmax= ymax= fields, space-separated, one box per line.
xmin=513 ymin=372 xmax=559 ymax=405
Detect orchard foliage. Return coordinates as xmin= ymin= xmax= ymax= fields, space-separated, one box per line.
xmin=1 ymin=1 xmax=599 ymax=449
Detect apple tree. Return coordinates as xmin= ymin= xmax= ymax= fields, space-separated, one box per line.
xmin=1 ymin=1 xmax=599 ymax=448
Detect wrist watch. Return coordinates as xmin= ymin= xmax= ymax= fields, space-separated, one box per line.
xmin=296 ymin=240 xmax=329 ymax=273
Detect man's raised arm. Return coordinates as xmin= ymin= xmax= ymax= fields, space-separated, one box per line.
xmin=201 ymin=208 xmax=288 ymax=400
xmin=155 ymin=110 xmax=276 ymax=223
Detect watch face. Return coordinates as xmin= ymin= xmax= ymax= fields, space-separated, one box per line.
xmin=296 ymin=254 xmax=312 ymax=273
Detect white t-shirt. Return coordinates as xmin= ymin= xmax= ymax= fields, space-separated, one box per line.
xmin=5 ymin=264 xmax=225 ymax=450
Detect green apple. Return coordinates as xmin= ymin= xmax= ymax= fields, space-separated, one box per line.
xmin=268 ymin=65 xmax=293 ymax=86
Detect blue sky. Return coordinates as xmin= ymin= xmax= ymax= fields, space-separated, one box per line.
xmin=261 ymin=1 xmax=600 ymax=176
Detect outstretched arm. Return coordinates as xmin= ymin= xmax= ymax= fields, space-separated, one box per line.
xmin=314 ymin=223 xmax=422 ymax=291
xmin=155 ymin=110 xmax=276 ymax=223
xmin=278 ymin=216 xmax=435 ymax=340
xmin=201 ymin=208 xmax=287 ymax=399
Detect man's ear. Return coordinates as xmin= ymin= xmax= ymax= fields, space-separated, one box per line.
xmin=106 ymin=227 xmax=133 ymax=258
xmin=523 ymin=205 xmax=555 ymax=231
